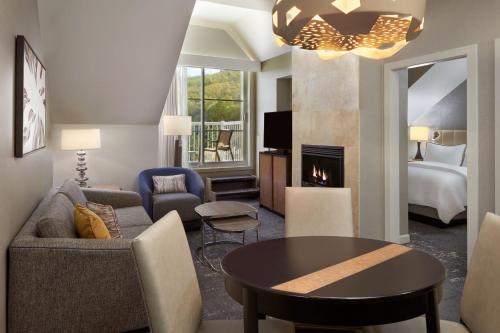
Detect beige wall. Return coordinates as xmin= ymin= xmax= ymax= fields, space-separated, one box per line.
xmin=53 ymin=124 xmax=158 ymax=191
xmin=360 ymin=0 xmax=500 ymax=239
xmin=0 ymin=0 xmax=53 ymax=331
xmin=256 ymin=52 xmax=292 ymax=174
xmin=292 ymin=50 xmax=360 ymax=235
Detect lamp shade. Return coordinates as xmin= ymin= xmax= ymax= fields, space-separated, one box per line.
xmin=61 ymin=129 xmax=102 ymax=150
xmin=272 ymin=0 xmax=426 ymax=60
xmin=163 ymin=115 xmax=192 ymax=136
xmin=409 ymin=127 xmax=429 ymax=142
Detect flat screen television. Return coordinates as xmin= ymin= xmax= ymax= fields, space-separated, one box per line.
xmin=264 ymin=111 xmax=292 ymax=151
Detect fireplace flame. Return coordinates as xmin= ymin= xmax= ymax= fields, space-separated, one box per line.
xmin=312 ymin=165 xmax=328 ymax=183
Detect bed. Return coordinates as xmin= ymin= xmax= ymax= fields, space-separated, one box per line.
xmin=408 ymin=130 xmax=467 ymax=226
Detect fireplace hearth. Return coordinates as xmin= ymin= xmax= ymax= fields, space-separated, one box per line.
xmin=302 ymin=145 xmax=344 ymax=188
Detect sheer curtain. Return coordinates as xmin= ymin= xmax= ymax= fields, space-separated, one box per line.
xmin=158 ymin=67 xmax=188 ymax=167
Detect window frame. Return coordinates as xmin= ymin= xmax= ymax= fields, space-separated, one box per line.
xmin=185 ymin=66 xmax=250 ymax=169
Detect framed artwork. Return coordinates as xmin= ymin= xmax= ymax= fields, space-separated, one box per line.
xmin=15 ymin=35 xmax=47 ymax=158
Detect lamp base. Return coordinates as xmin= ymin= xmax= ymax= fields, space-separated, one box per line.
xmin=75 ymin=150 xmax=89 ymax=187
xmin=174 ymin=138 xmax=182 ymax=167
xmin=414 ymin=142 xmax=424 ymax=161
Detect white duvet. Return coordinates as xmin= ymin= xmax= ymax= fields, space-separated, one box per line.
xmin=408 ymin=161 xmax=467 ymax=223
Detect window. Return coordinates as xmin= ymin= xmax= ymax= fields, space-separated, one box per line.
xmin=185 ymin=67 xmax=249 ymax=167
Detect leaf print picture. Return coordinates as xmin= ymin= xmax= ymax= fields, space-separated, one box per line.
xmin=15 ymin=35 xmax=47 ymax=157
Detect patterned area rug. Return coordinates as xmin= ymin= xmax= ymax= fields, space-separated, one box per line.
xmin=187 ymin=200 xmax=467 ymax=322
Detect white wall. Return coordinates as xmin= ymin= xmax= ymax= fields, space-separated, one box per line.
xmin=53 ymin=125 xmax=158 ymax=191
xmin=182 ymin=25 xmax=249 ymax=60
xmin=256 ymin=52 xmax=292 ymax=169
xmin=0 ymin=1 xmax=53 ymax=331
xmin=360 ymin=0 xmax=500 ymax=239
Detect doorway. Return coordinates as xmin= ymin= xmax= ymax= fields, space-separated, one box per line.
xmin=383 ymin=45 xmax=479 ymax=266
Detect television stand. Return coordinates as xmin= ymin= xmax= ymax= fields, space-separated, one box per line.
xmin=259 ymin=152 xmax=291 ymax=216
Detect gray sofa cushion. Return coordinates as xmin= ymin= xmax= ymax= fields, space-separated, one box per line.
xmin=120 ymin=225 xmax=150 ymax=239
xmin=38 ymin=193 xmax=78 ymax=238
xmin=115 ymin=206 xmax=153 ymax=228
xmin=153 ymin=192 xmax=201 ymax=222
xmin=58 ymin=179 xmax=87 ymax=205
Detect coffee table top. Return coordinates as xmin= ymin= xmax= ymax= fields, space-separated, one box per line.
xmin=222 ymin=236 xmax=445 ymax=301
xmin=195 ymin=201 xmax=257 ymax=219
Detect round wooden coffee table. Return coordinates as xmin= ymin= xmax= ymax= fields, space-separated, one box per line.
xmin=195 ymin=201 xmax=260 ymax=271
xmin=221 ymin=237 xmax=445 ymax=333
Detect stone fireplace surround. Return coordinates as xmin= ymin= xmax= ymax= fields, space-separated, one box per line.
xmin=292 ymin=49 xmax=360 ymax=235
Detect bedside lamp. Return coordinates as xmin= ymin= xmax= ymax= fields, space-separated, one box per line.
xmin=61 ymin=129 xmax=101 ymax=187
xmin=410 ymin=126 xmax=429 ymax=161
xmin=164 ymin=115 xmax=192 ymax=167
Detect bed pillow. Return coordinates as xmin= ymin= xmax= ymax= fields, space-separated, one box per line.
xmin=425 ymin=143 xmax=466 ymax=166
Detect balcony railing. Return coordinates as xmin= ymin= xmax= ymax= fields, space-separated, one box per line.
xmin=188 ymin=121 xmax=245 ymax=164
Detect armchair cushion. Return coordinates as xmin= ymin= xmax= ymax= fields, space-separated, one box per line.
xmin=153 ymin=192 xmax=201 ymax=222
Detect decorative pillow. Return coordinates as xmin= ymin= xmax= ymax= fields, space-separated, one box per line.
xmin=153 ymin=175 xmax=187 ymax=194
xmin=74 ymin=204 xmax=111 ymax=239
xmin=86 ymin=202 xmax=122 ymax=239
xmin=425 ymin=143 xmax=466 ymax=166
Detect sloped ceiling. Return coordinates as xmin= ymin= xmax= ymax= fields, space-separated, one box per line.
xmin=38 ymin=0 xmax=196 ymax=124
xmin=190 ymin=0 xmax=290 ymax=61
xmin=408 ymin=58 xmax=467 ymax=127
xmin=182 ymin=25 xmax=249 ymax=60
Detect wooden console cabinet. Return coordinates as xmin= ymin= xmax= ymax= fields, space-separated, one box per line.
xmin=259 ymin=152 xmax=291 ymax=215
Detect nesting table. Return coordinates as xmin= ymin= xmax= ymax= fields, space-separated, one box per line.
xmin=195 ymin=201 xmax=260 ymax=271
xmin=222 ymin=236 xmax=446 ymax=333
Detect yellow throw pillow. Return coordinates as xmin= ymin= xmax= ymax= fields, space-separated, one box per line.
xmin=74 ymin=204 xmax=112 ymax=239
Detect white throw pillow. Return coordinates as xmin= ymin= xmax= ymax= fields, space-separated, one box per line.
xmin=153 ymin=175 xmax=187 ymax=194
xmin=425 ymin=143 xmax=466 ymax=166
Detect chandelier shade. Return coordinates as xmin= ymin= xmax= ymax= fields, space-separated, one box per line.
xmin=272 ymin=0 xmax=426 ymax=60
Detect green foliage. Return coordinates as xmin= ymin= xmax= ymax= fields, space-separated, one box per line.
xmin=187 ymin=69 xmax=243 ymax=122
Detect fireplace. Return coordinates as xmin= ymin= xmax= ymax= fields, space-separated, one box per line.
xmin=302 ymin=145 xmax=344 ymax=188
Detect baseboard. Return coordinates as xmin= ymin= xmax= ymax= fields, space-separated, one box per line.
xmin=399 ymin=234 xmax=411 ymax=244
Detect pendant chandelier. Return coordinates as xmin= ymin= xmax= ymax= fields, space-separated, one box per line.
xmin=272 ymin=0 xmax=426 ymax=60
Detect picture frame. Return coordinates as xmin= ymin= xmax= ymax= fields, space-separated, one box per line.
xmin=15 ymin=35 xmax=47 ymax=158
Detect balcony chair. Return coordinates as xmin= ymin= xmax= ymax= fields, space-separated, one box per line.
xmin=138 ymin=168 xmax=204 ymax=230
xmin=132 ymin=211 xmax=294 ymax=333
xmin=364 ymin=212 xmax=500 ymax=333
xmin=204 ymin=129 xmax=234 ymax=162
xmin=285 ymin=187 xmax=354 ymax=238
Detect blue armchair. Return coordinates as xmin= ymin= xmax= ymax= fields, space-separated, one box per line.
xmin=138 ymin=168 xmax=204 ymax=230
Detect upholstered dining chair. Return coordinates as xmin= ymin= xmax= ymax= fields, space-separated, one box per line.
xmin=132 ymin=211 xmax=294 ymax=333
xmin=285 ymin=187 xmax=354 ymax=238
xmin=364 ymin=212 xmax=500 ymax=333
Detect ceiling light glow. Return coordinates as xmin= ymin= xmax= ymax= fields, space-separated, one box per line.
xmin=272 ymin=0 xmax=426 ymax=60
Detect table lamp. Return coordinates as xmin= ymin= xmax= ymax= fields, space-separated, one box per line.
xmin=164 ymin=115 xmax=192 ymax=167
xmin=61 ymin=129 xmax=102 ymax=187
xmin=409 ymin=126 xmax=429 ymax=161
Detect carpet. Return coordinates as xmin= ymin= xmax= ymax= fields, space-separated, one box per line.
xmin=187 ymin=200 xmax=467 ymax=323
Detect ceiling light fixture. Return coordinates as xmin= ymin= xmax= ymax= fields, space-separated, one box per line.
xmin=272 ymin=0 xmax=426 ymax=60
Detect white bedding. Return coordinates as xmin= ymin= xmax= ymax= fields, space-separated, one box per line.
xmin=408 ymin=161 xmax=467 ymax=223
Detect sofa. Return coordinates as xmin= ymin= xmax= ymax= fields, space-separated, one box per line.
xmin=8 ymin=180 xmax=150 ymax=333
xmin=138 ymin=168 xmax=204 ymax=230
